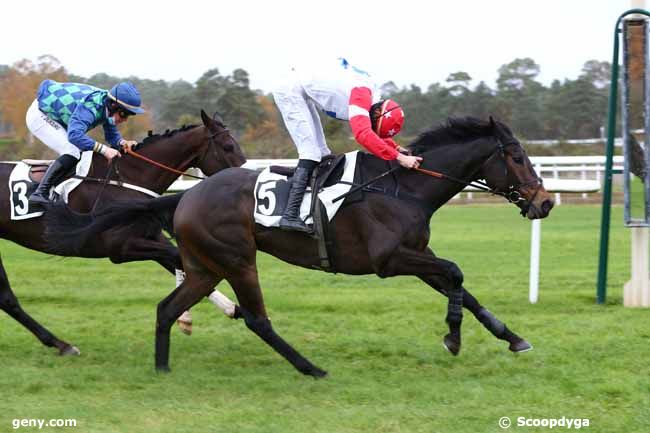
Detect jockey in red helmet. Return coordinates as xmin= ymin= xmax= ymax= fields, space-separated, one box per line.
xmin=272 ymin=57 xmax=421 ymax=232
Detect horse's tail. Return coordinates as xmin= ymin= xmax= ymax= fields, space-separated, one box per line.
xmin=44 ymin=192 xmax=185 ymax=256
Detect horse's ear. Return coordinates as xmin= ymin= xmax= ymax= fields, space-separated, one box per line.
xmin=489 ymin=116 xmax=496 ymax=129
xmin=200 ymin=109 xmax=212 ymax=127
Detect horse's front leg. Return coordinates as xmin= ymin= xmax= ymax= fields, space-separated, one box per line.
xmin=418 ymin=271 xmax=532 ymax=352
xmin=374 ymin=246 xmax=465 ymax=355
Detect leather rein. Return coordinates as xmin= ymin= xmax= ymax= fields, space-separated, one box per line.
xmin=123 ymin=128 xmax=232 ymax=180
xmin=82 ymin=128 xmax=231 ymax=213
xmin=413 ymin=139 xmax=543 ymax=205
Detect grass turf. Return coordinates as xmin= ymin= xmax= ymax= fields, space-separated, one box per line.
xmin=0 ymin=204 xmax=648 ymax=433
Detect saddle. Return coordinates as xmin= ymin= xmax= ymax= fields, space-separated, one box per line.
xmin=269 ymin=154 xmax=346 ymax=187
xmin=22 ymin=159 xmax=77 ymax=185
xmin=271 ymin=154 xmax=347 ymax=273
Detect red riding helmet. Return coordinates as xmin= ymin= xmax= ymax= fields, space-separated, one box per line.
xmin=373 ymin=99 xmax=405 ymax=138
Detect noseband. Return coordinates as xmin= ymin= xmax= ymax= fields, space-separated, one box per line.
xmin=193 ymin=127 xmax=235 ymax=169
xmin=484 ymin=140 xmax=543 ymax=205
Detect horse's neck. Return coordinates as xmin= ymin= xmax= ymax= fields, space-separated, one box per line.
xmin=88 ymin=129 xmax=201 ymax=193
xmin=402 ymin=138 xmax=496 ymax=210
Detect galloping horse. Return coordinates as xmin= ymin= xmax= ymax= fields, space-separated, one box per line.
xmin=48 ymin=117 xmax=554 ymax=377
xmin=0 ymin=110 xmax=245 ymax=355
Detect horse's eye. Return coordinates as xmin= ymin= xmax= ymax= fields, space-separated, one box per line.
xmin=224 ymin=144 xmax=234 ymax=152
xmin=513 ymin=156 xmax=524 ymax=164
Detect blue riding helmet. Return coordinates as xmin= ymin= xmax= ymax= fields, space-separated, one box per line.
xmin=108 ymin=82 xmax=145 ymax=114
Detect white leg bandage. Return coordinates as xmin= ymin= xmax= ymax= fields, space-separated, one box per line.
xmin=175 ymin=269 xmax=235 ymax=318
xmin=175 ymin=269 xmax=186 ymax=287
xmin=208 ymin=290 xmax=236 ymax=318
xmin=175 ymin=269 xmax=192 ymax=324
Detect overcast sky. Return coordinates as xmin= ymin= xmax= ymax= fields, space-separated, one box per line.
xmin=0 ymin=0 xmax=637 ymax=93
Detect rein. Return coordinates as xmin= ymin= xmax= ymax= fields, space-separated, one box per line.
xmin=413 ymin=167 xmax=495 ymax=194
xmin=332 ymin=139 xmax=542 ymax=207
xmin=73 ymin=127 xmax=234 ymax=212
xmin=122 ymin=128 xmax=232 ymax=180
xmin=125 ymin=147 xmax=205 ymax=180
xmin=413 ymin=140 xmax=543 ymax=205
xmin=89 ymin=160 xmax=115 ymax=215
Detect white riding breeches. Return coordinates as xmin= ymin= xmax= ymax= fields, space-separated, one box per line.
xmin=25 ymin=99 xmax=81 ymax=159
xmin=272 ymin=83 xmax=331 ymax=162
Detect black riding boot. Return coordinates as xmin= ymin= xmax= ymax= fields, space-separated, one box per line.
xmin=28 ymin=154 xmax=78 ymax=206
xmin=280 ymin=161 xmax=315 ymax=233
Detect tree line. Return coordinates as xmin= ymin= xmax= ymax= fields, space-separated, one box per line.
xmin=0 ymin=55 xmax=612 ymax=159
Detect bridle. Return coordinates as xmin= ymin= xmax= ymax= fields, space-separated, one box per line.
xmin=332 ymin=136 xmax=543 ymax=209
xmin=481 ymin=139 xmax=543 ymax=205
xmin=83 ymin=124 xmax=237 ymax=214
xmin=414 ymin=137 xmax=543 ymax=207
xmin=125 ymin=126 xmax=235 ymax=181
xmin=191 ymin=127 xmax=235 ymax=174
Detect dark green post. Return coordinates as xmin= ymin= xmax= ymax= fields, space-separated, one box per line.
xmin=597 ymin=9 xmax=650 ymax=304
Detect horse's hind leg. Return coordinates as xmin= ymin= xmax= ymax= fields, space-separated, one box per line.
xmin=0 ymin=254 xmax=79 ymax=355
xmin=419 ymin=276 xmax=532 ymax=352
xmin=109 ymin=235 xmax=238 ymax=335
xmin=154 ymin=272 xmax=218 ymax=372
xmin=228 ymin=270 xmax=327 ymax=378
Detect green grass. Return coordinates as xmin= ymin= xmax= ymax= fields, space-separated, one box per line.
xmin=0 ymin=204 xmax=648 ymax=433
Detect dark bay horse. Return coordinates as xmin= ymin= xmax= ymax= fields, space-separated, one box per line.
xmin=0 ymin=109 xmax=245 ymax=355
xmin=48 ymin=117 xmax=554 ymax=376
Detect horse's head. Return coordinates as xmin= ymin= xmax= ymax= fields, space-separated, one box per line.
xmin=195 ymin=109 xmax=247 ymax=175
xmin=479 ymin=118 xmax=554 ymax=219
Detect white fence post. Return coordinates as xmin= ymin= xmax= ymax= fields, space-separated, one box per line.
xmin=529 ymin=219 xmax=541 ymax=303
xmin=624 ymin=227 xmax=650 ymax=307
xmin=553 ymin=166 xmax=561 ymax=205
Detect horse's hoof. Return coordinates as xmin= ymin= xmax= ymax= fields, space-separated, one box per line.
xmin=177 ymin=320 xmax=192 ymax=336
xmin=58 ymin=345 xmax=81 ymax=356
xmin=509 ymin=339 xmax=533 ymax=353
xmin=308 ymin=367 xmax=328 ymax=379
xmin=156 ymin=366 xmax=171 ymax=374
xmin=443 ymin=334 xmax=461 ymax=356
xmin=298 ymin=363 xmax=328 ymax=378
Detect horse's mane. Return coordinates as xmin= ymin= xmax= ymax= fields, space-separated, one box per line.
xmin=137 ymin=124 xmax=200 ymax=149
xmin=408 ymin=117 xmax=501 ymax=155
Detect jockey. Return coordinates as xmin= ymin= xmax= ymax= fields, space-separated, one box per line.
xmin=25 ymin=80 xmax=145 ymax=206
xmin=273 ymin=57 xmax=422 ymax=233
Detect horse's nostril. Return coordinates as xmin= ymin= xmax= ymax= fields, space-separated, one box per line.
xmin=541 ymin=199 xmax=554 ymax=214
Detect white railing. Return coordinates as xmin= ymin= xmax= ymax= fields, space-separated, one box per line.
xmin=529 ymin=156 xmax=622 ymax=204
xmin=525 ymin=138 xmax=624 ymax=147
xmin=171 ymin=156 xmax=621 ymax=198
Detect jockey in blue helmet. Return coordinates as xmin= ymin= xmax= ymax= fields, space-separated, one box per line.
xmin=25 ymin=80 xmax=145 ymax=207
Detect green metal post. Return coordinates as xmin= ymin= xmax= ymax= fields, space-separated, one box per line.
xmin=597 ymin=9 xmax=650 ymax=304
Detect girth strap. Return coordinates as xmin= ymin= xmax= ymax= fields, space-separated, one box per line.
xmin=72 ymin=175 xmax=160 ymax=198
xmin=307 ymin=162 xmax=337 ymax=273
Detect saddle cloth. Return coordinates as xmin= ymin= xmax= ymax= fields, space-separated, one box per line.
xmin=253 ymin=151 xmax=358 ymax=227
xmin=8 ymin=151 xmax=93 ymax=220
